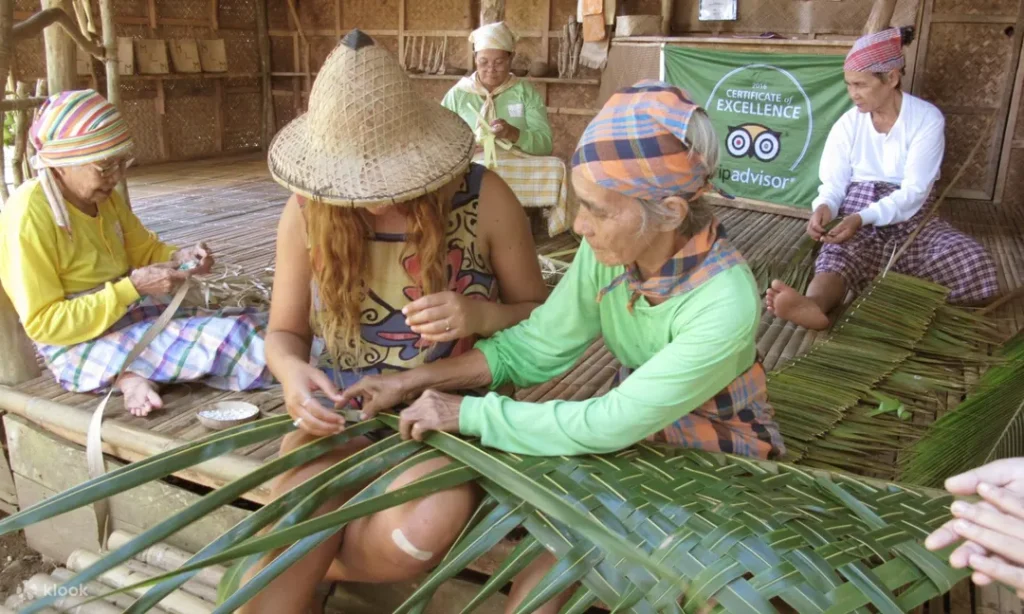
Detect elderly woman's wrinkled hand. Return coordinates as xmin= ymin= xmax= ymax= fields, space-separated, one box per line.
xmin=489 ymin=119 xmax=520 ymax=144
xmin=925 ymin=458 xmax=1024 ymax=598
xmin=129 ymin=263 xmax=192 ymax=297
xmin=399 ymin=390 xmax=463 ymax=441
xmin=173 ymin=242 xmax=215 ymax=275
xmin=337 ymin=373 xmax=411 ymax=420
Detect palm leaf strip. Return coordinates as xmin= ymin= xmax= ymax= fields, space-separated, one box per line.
xmin=900 ymin=332 xmax=1024 ymax=487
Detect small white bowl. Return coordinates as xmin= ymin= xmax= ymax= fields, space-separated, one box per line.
xmin=197 ymin=401 xmax=260 ymax=430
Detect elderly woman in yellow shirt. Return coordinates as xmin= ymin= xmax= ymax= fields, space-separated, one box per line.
xmin=441 ymin=22 xmax=571 ymax=235
xmin=0 ymin=90 xmax=270 ymax=416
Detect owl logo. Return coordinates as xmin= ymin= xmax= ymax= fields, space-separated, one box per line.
xmin=726 ymin=123 xmax=782 ymax=162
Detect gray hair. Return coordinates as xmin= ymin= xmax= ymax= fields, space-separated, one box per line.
xmin=636 ymin=108 xmax=719 ymax=237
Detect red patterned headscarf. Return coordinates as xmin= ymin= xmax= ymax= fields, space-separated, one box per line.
xmin=844 ymin=27 xmax=906 ymax=73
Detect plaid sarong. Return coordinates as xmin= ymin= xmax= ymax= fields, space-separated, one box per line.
xmin=614 ymin=362 xmax=784 ymax=460
xmin=473 ymin=149 xmax=570 ymax=236
xmin=35 ymin=298 xmax=272 ymax=393
xmin=816 ymin=181 xmax=999 ymax=304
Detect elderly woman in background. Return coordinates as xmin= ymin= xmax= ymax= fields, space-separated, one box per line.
xmin=0 ymin=90 xmax=270 ymax=416
xmin=343 ymin=81 xmax=786 ymax=614
xmin=442 ymin=22 xmax=572 ymax=236
xmin=767 ymin=26 xmax=998 ymax=330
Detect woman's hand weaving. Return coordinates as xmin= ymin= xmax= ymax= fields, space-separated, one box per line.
xmin=337 ymin=373 xmax=410 ymax=420
xmin=489 ymin=119 xmax=520 ymax=143
xmin=129 ymin=263 xmax=192 ymax=297
xmin=172 ymin=241 xmax=215 ymax=275
xmin=404 ymin=291 xmax=484 ymax=343
xmin=399 ymin=390 xmax=463 ymax=441
xmin=279 ymin=357 xmax=346 ymax=436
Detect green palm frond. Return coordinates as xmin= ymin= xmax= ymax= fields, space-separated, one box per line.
xmin=766 ymin=272 xmax=949 ymax=462
xmin=900 ymin=333 xmax=1024 ymax=487
xmin=2 ymin=406 xmax=970 ymax=614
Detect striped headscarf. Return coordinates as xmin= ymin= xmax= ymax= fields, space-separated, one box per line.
xmin=571 ymin=80 xmax=711 ymax=202
xmin=29 ymin=89 xmax=134 ymax=234
xmin=844 ymin=27 xmax=906 ymax=73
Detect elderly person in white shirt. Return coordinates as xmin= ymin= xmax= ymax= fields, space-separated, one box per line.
xmin=766 ymin=26 xmax=998 ymax=330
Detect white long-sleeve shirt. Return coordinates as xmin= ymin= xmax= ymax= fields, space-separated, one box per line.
xmin=813 ymin=93 xmax=945 ymax=227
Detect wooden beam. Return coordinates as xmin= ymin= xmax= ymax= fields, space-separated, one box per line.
xmin=209 ymin=0 xmax=217 ymax=30
xmin=147 ymin=0 xmax=156 ymax=30
xmin=334 ymin=0 xmax=341 ymax=35
xmin=660 ymin=0 xmax=673 ymax=35
xmin=862 ymin=0 xmax=897 ymax=34
xmin=41 ymin=0 xmax=77 ymax=93
xmin=480 ymin=0 xmax=504 ymax=25
xmin=254 ymin=0 xmax=273 ymax=151
xmin=398 ymin=0 xmax=405 ymax=69
xmin=155 ymin=79 xmax=168 ymax=160
xmin=991 ymin=8 xmax=1024 ymax=204
xmin=13 ymin=7 xmax=105 ymax=59
xmin=213 ymin=79 xmax=223 ymax=152
xmin=0 ymin=95 xmax=47 ymax=111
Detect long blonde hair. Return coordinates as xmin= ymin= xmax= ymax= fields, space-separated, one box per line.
xmin=305 ymin=194 xmax=452 ymax=365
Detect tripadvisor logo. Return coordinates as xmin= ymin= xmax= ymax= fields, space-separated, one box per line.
xmin=705 ymin=63 xmax=814 ymax=177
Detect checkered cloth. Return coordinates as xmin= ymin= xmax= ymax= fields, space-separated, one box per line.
xmin=598 ymin=218 xmax=745 ymax=311
xmin=473 ymin=148 xmax=571 ymax=236
xmin=572 ymin=80 xmax=711 ymax=202
xmin=615 ymin=362 xmax=784 ymax=460
xmin=844 ymin=28 xmax=906 ymax=73
xmin=35 ymin=298 xmax=273 ymax=393
xmin=816 ymin=181 xmax=999 ymax=304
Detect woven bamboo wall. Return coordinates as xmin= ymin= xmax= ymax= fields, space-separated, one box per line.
xmin=10 ymin=0 xmax=264 ymax=165
xmin=268 ymin=0 xmax=602 ymax=161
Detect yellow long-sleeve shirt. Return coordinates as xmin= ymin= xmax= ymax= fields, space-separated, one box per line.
xmin=0 ymin=180 xmax=177 ymax=346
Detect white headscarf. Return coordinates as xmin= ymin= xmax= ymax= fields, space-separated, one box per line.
xmin=468 ymin=22 xmax=518 ymax=53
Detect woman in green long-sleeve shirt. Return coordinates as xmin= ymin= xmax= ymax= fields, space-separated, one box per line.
xmin=342 ymin=81 xmax=785 ymax=613
xmin=344 ymin=81 xmax=785 ymax=462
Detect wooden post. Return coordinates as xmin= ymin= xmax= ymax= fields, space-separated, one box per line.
xmin=10 ymin=81 xmax=28 ymax=187
xmin=660 ymin=0 xmax=673 ymax=35
xmin=0 ymin=0 xmax=13 ymax=202
xmin=480 ymin=0 xmax=504 ymax=25
xmin=213 ymin=80 xmax=223 ymax=152
xmin=42 ymin=0 xmax=77 ymax=94
xmin=209 ymin=0 xmax=218 ymax=31
xmin=0 ymin=284 xmax=41 ymax=385
xmin=254 ymin=0 xmax=273 ymax=150
xmin=398 ymin=0 xmax=405 ymax=69
xmin=863 ymin=0 xmax=897 ymax=34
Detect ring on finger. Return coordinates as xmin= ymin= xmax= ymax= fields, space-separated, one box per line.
xmin=445 ymin=319 xmax=451 ymax=332
xmin=293 ymin=417 xmax=303 ymax=428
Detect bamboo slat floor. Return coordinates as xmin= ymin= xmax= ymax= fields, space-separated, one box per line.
xmin=4 ymin=155 xmax=1024 ymax=614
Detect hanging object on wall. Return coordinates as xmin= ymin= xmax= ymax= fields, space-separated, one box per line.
xmin=558 ymin=16 xmax=584 ymax=78
xmin=198 ymin=40 xmax=228 ymax=73
xmin=699 ymin=0 xmax=737 ymax=21
xmin=614 ymin=15 xmax=663 ymax=37
xmin=116 ymin=37 xmax=134 ymax=75
xmin=168 ymin=40 xmax=202 ymax=74
xmin=134 ymin=39 xmax=170 ymax=75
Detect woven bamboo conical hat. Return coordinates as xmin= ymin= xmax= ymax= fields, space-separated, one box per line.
xmin=268 ymin=29 xmax=475 ymax=207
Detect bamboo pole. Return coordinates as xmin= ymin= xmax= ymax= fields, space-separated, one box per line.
xmin=863 ymin=0 xmax=897 ymax=34
xmin=0 ymin=95 xmax=47 ymax=111
xmin=67 ymin=550 xmax=214 ymax=614
xmin=120 ymin=559 xmax=218 ymax=603
xmin=24 ymin=79 xmax=45 ymax=180
xmin=0 ymin=389 xmax=272 ymax=503
xmin=98 ymin=0 xmax=118 ymax=105
xmin=0 ymin=0 xmax=13 ymax=202
xmin=107 ymin=530 xmax=227 ymax=590
xmin=254 ymin=0 xmax=273 ymax=150
xmin=41 ymin=0 xmax=83 ymax=93
xmin=480 ymin=0 xmax=504 ymax=25
xmin=10 ymin=81 xmax=28 ymax=187
xmin=15 ymin=7 xmax=105 ymax=59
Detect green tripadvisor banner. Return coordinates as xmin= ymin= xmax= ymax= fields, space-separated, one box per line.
xmin=663 ymin=46 xmax=851 ymax=209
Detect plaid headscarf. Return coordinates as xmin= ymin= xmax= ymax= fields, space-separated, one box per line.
xmin=29 ymin=89 xmax=135 ymax=235
xmin=596 ymin=218 xmax=747 ymax=312
xmin=844 ymin=27 xmax=906 ymax=73
xmin=571 ymin=80 xmax=712 ymax=202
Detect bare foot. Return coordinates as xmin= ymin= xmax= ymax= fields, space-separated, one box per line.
xmin=116 ymin=373 xmax=164 ymax=417
xmin=765 ymin=280 xmax=830 ymax=331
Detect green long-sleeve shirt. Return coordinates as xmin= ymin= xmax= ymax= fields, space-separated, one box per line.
xmin=459 ymin=239 xmax=762 ymax=456
xmin=441 ymin=80 xmax=554 ymax=156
